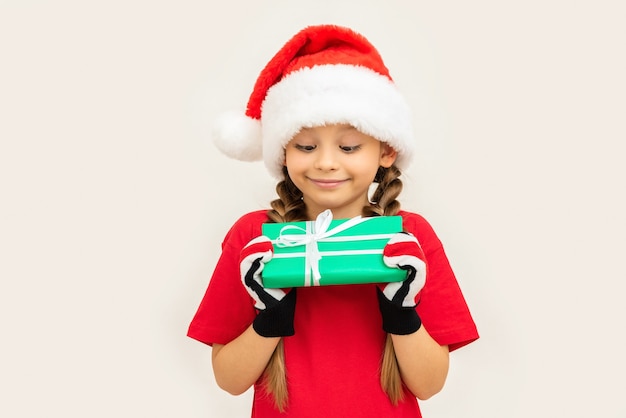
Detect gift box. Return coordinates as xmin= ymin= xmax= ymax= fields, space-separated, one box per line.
xmin=261 ymin=210 xmax=406 ymax=288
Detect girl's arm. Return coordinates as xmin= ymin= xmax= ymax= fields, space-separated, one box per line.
xmin=379 ymin=233 xmax=449 ymax=399
xmin=391 ymin=327 xmax=449 ymax=400
xmin=211 ymin=326 xmax=280 ymax=395
xmin=212 ymin=236 xmax=296 ymax=394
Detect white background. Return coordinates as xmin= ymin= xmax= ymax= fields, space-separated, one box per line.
xmin=1 ymin=1 xmax=625 ymax=417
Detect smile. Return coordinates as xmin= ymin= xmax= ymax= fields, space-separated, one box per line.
xmin=308 ymin=178 xmax=347 ymax=189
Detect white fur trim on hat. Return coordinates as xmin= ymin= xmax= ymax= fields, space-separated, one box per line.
xmin=261 ymin=64 xmax=415 ymax=178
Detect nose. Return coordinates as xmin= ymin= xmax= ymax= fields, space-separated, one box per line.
xmin=313 ymin=147 xmax=339 ymax=171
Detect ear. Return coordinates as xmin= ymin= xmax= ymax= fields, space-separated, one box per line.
xmin=379 ymin=143 xmax=398 ymax=168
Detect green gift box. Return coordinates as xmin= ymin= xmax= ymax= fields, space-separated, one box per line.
xmin=261 ymin=210 xmax=406 ymax=288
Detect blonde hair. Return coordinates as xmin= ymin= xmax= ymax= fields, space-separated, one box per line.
xmin=264 ymin=165 xmax=405 ymax=411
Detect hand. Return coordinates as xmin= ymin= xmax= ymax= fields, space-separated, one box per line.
xmin=377 ymin=232 xmax=427 ymax=335
xmin=240 ymin=236 xmax=296 ymax=337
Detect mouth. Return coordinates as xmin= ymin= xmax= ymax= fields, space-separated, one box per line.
xmin=308 ymin=178 xmax=347 ymax=189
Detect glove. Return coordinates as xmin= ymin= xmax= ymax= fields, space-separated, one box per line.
xmin=240 ymin=236 xmax=296 ymax=337
xmin=377 ymin=232 xmax=427 ymax=335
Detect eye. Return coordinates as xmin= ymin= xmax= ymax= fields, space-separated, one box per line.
xmin=340 ymin=144 xmax=362 ymax=153
xmin=294 ymin=144 xmax=316 ymax=152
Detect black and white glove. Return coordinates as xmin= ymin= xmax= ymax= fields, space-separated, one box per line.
xmin=377 ymin=232 xmax=427 ymax=335
xmin=240 ymin=236 xmax=296 ymax=337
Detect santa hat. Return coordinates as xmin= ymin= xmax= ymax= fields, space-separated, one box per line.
xmin=212 ymin=25 xmax=416 ymax=178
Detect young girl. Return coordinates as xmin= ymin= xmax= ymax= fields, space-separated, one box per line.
xmin=188 ymin=25 xmax=478 ymax=417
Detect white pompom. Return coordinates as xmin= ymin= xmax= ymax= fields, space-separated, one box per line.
xmin=211 ymin=111 xmax=263 ymax=162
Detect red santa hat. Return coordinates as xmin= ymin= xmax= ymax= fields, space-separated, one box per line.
xmin=212 ymin=25 xmax=416 ymax=178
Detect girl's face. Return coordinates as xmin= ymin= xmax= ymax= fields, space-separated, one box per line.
xmin=284 ymin=124 xmax=397 ymax=220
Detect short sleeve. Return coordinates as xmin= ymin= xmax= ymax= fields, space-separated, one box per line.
xmin=187 ymin=211 xmax=268 ymax=346
xmin=401 ymin=212 xmax=479 ymax=352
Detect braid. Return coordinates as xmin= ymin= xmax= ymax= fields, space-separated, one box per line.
xmin=263 ymin=167 xmax=307 ymax=412
xmin=362 ymin=165 xmax=403 ymax=217
xmin=363 ymin=164 xmax=405 ymax=405
xmin=268 ymin=167 xmax=307 ymax=223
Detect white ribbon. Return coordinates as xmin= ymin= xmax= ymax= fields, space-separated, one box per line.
xmin=274 ymin=209 xmax=375 ymax=286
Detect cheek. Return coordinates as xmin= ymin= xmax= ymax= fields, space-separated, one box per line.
xmin=284 ymin=150 xmax=306 ymax=174
xmin=354 ymin=154 xmax=384 ymax=173
xmin=362 ymin=159 xmax=385 ymax=182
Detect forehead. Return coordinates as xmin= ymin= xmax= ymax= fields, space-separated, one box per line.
xmin=295 ymin=124 xmax=368 ymax=138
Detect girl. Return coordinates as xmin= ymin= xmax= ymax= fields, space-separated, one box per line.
xmin=188 ymin=25 xmax=478 ymax=417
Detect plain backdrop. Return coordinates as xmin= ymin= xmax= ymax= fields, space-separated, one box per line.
xmin=1 ymin=1 xmax=625 ymax=417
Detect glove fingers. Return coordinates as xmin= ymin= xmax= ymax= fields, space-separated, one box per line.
xmin=383 ymin=232 xmax=425 ymax=267
xmin=240 ymin=235 xmax=296 ymax=337
xmin=381 ymin=280 xmax=402 ymax=301
xmin=243 ymin=256 xmax=284 ymax=309
xmin=240 ymin=236 xmax=274 ymax=264
xmin=383 ymin=266 xmax=420 ymax=308
xmin=240 ymin=236 xmax=279 ymax=310
xmin=255 ymin=281 xmax=287 ymax=309
xmin=391 ymin=266 xmax=415 ymax=306
xmin=381 ymin=233 xmax=427 ymax=308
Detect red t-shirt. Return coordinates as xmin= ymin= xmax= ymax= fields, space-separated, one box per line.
xmin=188 ymin=210 xmax=479 ymax=418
